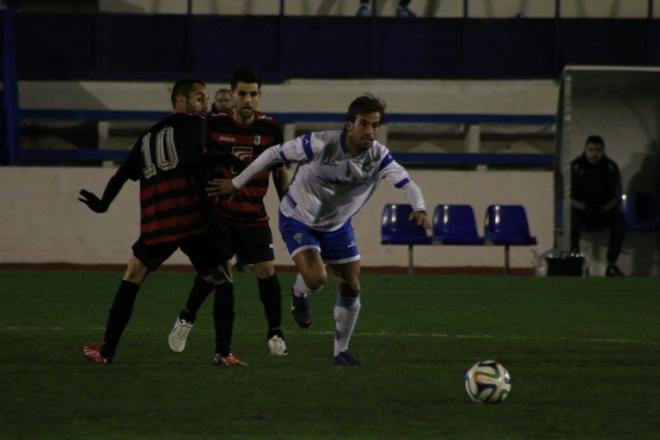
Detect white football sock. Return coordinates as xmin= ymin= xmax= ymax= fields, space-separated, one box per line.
xmin=293 ymin=273 xmax=319 ymax=298
xmin=334 ymin=295 xmax=361 ymax=356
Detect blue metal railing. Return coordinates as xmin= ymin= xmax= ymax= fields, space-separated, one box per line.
xmin=16 ymin=108 xmax=554 ymax=166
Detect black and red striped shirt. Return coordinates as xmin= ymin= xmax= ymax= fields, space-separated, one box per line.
xmin=206 ymin=109 xmax=284 ymax=224
xmin=121 ymin=113 xmax=208 ymax=245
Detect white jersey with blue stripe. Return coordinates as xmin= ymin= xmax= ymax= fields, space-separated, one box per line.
xmin=232 ymin=129 xmax=426 ymax=232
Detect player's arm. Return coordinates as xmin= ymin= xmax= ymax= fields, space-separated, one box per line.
xmin=78 ymin=147 xmax=139 ymax=213
xmin=272 ymin=165 xmax=289 ymax=200
xmin=208 ymin=134 xmax=311 ymax=196
xmin=271 ymin=127 xmax=289 ymax=200
xmin=379 ymin=152 xmax=431 ymax=229
xmin=174 ymin=115 xmax=235 ymax=170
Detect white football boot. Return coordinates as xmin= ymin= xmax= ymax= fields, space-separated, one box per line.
xmin=267 ymin=335 xmax=288 ymax=356
xmin=168 ymin=318 xmax=193 ymax=353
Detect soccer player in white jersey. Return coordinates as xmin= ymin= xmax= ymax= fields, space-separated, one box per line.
xmin=210 ymin=95 xmax=431 ymax=366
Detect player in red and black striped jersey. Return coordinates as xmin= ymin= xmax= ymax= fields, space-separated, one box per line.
xmin=80 ymin=79 xmax=246 ymax=366
xmin=169 ymin=67 xmax=290 ymax=357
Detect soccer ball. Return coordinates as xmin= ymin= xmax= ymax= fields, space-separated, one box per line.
xmin=464 ymin=360 xmax=512 ymax=403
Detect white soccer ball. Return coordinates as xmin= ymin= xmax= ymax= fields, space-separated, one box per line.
xmin=464 ymin=360 xmax=512 ymax=403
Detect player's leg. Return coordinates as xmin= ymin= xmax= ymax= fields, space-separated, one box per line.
xmin=168 ymin=272 xmax=213 ymax=353
xmin=322 ymin=220 xmax=362 ymax=366
xmin=181 ymin=273 xmax=214 ymax=323
xmin=206 ymin=262 xmax=246 ymax=366
xmin=253 ymin=260 xmax=287 ymax=355
xmin=279 ymin=211 xmax=327 ymax=328
xmin=180 ymin=235 xmax=246 ymax=366
xmin=237 ymin=223 xmax=287 ymax=355
xmin=180 ymin=222 xmax=234 ymax=320
xmin=85 ymin=239 xmax=171 ymax=364
xmin=169 ymin=222 xmax=234 ymax=352
xmin=328 ymin=261 xmax=362 ymax=366
xmin=289 ymin=249 xmax=326 ymax=328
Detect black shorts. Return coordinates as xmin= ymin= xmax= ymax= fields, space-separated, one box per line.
xmin=132 ymin=233 xmax=232 ymax=274
xmin=210 ymin=219 xmax=275 ymax=265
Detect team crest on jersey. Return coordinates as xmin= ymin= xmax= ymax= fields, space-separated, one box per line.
xmin=362 ymin=161 xmax=376 ymax=172
xmin=231 ymin=146 xmax=253 ymax=174
xmin=293 ymin=232 xmax=303 ymax=244
xmin=253 ymin=135 xmax=261 ymax=146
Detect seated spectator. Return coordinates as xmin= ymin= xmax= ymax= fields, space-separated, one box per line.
xmin=570 ymin=135 xmax=625 ymax=276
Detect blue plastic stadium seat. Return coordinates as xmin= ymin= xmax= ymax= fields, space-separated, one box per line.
xmin=381 ymin=204 xmax=431 ymax=274
xmin=432 ymin=204 xmax=484 ymax=244
xmin=484 ymin=205 xmax=537 ymax=246
xmin=381 ymin=204 xmax=432 ymax=245
xmin=621 ymin=191 xmax=659 ymax=232
xmin=484 ymin=205 xmax=537 ymax=274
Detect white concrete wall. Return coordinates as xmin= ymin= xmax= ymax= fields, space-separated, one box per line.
xmin=19 ymin=79 xmax=557 ymax=116
xmin=0 ymin=166 xmax=553 ymax=270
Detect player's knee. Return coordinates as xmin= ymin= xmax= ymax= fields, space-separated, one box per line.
xmin=123 ymin=257 xmax=148 ymax=285
xmin=204 ymin=262 xmax=233 ymax=285
xmin=339 ymin=282 xmax=361 ymax=298
xmin=303 ymin=272 xmax=326 ymax=291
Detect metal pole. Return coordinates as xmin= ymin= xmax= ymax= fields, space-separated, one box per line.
xmin=504 ymin=245 xmax=510 ymax=275
xmin=408 ymin=244 xmax=414 ymax=275
xmin=2 ymin=0 xmax=20 ymax=165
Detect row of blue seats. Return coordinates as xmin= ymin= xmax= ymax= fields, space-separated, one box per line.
xmin=381 ymin=204 xmax=537 ymax=247
xmin=381 ymin=191 xmax=659 ymax=249
xmin=380 ymin=194 xmax=658 ymax=274
xmin=381 ymin=203 xmax=535 ymax=274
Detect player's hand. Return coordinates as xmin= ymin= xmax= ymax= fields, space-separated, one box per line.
xmin=410 ymin=210 xmax=431 ymax=230
xmin=78 ymin=189 xmax=108 ymax=213
xmin=207 ymin=178 xmax=237 ymax=197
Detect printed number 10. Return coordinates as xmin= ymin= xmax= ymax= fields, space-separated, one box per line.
xmin=141 ymin=126 xmax=179 ymax=179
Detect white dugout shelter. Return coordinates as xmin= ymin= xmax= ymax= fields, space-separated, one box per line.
xmin=555 ymin=66 xmax=660 ymax=276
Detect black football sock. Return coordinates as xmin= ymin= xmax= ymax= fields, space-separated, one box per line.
xmin=258 ymin=274 xmax=283 ymax=339
xmin=101 ymin=280 xmax=139 ymax=359
xmin=213 ymin=282 xmax=235 ymax=356
xmin=181 ymin=273 xmax=214 ymax=323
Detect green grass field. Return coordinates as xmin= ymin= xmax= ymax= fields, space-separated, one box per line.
xmin=1 ymin=270 xmax=659 ymax=440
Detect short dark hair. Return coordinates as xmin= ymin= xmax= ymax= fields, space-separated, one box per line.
xmin=585 ymin=135 xmax=605 ymax=148
xmin=231 ymin=67 xmax=261 ymax=90
xmin=346 ymin=94 xmax=386 ymax=124
xmin=171 ymin=78 xmax=205 ymax=108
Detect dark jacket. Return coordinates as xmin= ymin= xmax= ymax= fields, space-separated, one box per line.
xmin=570 ymin=153 xmax=622 ymax=213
